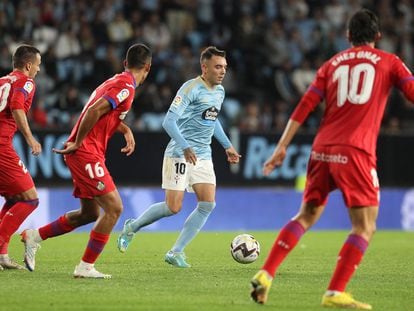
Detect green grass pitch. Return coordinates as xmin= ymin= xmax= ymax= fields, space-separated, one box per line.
xmin=2 ymin=231 xmax=413 ymax=311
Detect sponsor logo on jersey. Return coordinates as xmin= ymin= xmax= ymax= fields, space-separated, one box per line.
xmin=116 ymin=89 xmax=130 ymax=102
xmin=311 ymin=151 xmax=348 ymax=164
xmin=202 ymin=106 xmax=219 ymax=121
xmin=96 ymin=181 xmax=105 ymax=191
xmin=172 ymin=95 xmax=182 ymax=106
xmin=23 ymin=81 xmax=34 ymax=93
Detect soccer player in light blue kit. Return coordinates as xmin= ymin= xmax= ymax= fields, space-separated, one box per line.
xmin=117 ymin=46 xmax=240 ymax=267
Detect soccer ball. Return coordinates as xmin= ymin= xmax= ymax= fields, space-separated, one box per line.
xmin=230 ymin=234 xmax=260 ymax=264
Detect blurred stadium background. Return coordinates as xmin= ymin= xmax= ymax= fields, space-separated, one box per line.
xmin=1 ymin=0 xmax=414 ymax=232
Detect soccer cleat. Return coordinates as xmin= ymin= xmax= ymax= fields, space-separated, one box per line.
xmin=117 ymin=218 xmax=135 ymax=253
xmin=0 ymin=264 xmax=3 ymax=271
xmin=164 ymin=250 xmax=191 ymax=268
xmin=250 ymin=269 xmax=273 ymax=304
xmin=21 ymin=229 xmax=41 ymax=271
xmin=73 ymin=262 xmax=111 ymax=279
xmin=321 ymin=292 xmax=372 ymax=310
xmin=0 ymin=256 xmax=26 ymax=270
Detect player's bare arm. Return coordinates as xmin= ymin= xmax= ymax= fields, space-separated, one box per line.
xmin=53 ymin=98 xmax=111 ymax=154
xmin=183 ymin=147 xmax=197 ymax=165
xmin=225 ymin=146 xmax=241 ymax=164
xmin=263 ymin=119 xmax=301 ymax=176
xmin=117 ymin=122 xmax=135 ymax=156
xmin=12 ymin=109 xmax=41 ymax=156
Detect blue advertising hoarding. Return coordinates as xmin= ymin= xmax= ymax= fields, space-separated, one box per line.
xmin=8 ymin=187 xmax=414 ymax=232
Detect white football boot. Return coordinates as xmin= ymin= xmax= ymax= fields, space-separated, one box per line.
xmin=0 ymin=255 xmax=26 ymax=270
xmin=21 ymin=229 xmax=41 ymax=271
xmin=73 ymin=261 xmax=111 ymax=279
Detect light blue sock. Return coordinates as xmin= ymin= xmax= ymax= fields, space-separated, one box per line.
xmin=171 ymin=201 xmax=216 ymax=253
xmin=130 ymin=202 xmax=173 ymax=233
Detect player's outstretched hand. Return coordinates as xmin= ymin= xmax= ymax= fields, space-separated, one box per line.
xmin=121 ymin=130 xmax=135 ymax=156
xmin=52 ymin=142 xmax=79 ymax=154
xmin=184 ymin=147 xmax=197 ymax=165
xmin=225 ymin=146 xmax=241 ymax=164
xmin=263 ymin=145 xmax=287 ymax=176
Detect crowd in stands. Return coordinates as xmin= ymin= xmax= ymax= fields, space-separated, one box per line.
xmin=1 ymin=0 xmax=414 ymax=133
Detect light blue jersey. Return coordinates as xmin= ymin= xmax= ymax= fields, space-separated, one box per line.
xmin=164 ymin=76 xmax=226 ymax=160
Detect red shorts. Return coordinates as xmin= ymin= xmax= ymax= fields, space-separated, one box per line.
xmin=303 ymin=145 xmax=379 ymax=208
xmin=64 ymin=152 xmax=116 ymax=199
xmin=0 ymin=144 xmax=34 ymax=197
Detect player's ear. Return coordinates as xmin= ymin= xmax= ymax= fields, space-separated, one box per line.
xmin=25 ymin=61 xmax=32 ymax=72
xmin=201 ymin=62 xmax=207 ymax=73
xmin=375 ymin=31 xmax=382 ymax=41
xmin=123 ymin=60 xmax=127 ymax=68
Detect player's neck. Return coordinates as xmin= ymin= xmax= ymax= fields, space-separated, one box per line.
xmin=352 ymin=42 xmax=375 ymax=48
xmin=13 ymin=68 xmax=29 ymax=77
xmin=200 ymin=75 xmax=215 ymax=89
xmin=125 ymin=69 xmax=141 ymax=87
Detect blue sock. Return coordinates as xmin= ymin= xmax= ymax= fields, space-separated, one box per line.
xmin=171 ymin=201 xmax=216 ymax=253
xmin=130 ymin=202 xmax=173 ymax=233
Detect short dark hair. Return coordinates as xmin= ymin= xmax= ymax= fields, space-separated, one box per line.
xmin=125 ymin=43 xmax=152 ymax=69
xmin=12 ymin=45 xmax=40 ymax=69
xmin=348 ymin=9 xmax=380 ymax=46
xmin=200 ymin=46 xmax=226 ymax=63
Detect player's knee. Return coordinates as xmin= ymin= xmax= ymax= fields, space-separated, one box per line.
xmin=365 ymin=222 xmax=377 ymax=239
xmin=169 ymin=204 xmax=181 ymax=214
xmin=113 ymin=203 xmax=123 ymax=218
xmin=165 ymin=200 xmax=182 ymax=214
xmin=295 ymin=211 xmax=318 ymax=229
xmin=85 ymin=209 xmax=100 ymax=223
xmin=353 ymin=222 xmax=376 ymax=241
xmin=197 ymin=201 xmax=216 ymax=214
xmin=106 ymin=203 xmax=123 ymax=220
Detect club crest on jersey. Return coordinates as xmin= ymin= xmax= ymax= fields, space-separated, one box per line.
xmin=116 ymin=89 xmax=130 ymax=102
xmin=202 ymin=106 xmax=219 ymax=121
xmin=172 ymin=95 xmax=182 ymax=106
xmin=96 ymin=181 xmax=105 ymax=191
xmin=23 ymin=81 xmax=34 ymax=93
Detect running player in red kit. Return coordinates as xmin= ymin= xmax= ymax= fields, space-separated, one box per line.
xmin=21 ymin=43 xmax=152 ymax=278
xmin=250 ymin=9 xmax=414 ymax=309
xmin=0 ymin=45 xmax=42 ymax=271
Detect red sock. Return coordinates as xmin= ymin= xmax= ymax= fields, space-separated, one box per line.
xmin=81 ymin=230 xmax=110 ymax=264
xmin=328 ymin=234 xmax=369 ymax=292
xmin=262 ymin=220 xmax=306 ymax=277
xmin=38 ymin=215 xmax=75 ymax=240
xmin=0 ymin=201 xmax=14 ymax=254
xmin=0 ymin=200 xmax=15 ymax=223
xmin=0 ymin=241 xmax=8 ymax=255
xmin=0 ymin=199 xmax=38 ymax=245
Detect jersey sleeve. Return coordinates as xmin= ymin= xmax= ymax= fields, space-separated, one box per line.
xmin=392 ymin=56 xmax=414 ymax=102
xmin=290 ymin=63 xmax=325 ymax=123
xmin=10 ymin=78 xmax=35 ymax=110
xmin=162 ymin=110 xmax=190 ymax=150
xmin=102 ymin=80 xmax=134 ymax=109
xmin=167 ymin=83 xmax=194 ymax=116
xmin=214 ymin=119 xmax=232 ymax=149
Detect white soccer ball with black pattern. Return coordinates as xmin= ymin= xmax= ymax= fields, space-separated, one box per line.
xmin=230 ymin=234 xmax=260 ymax=264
